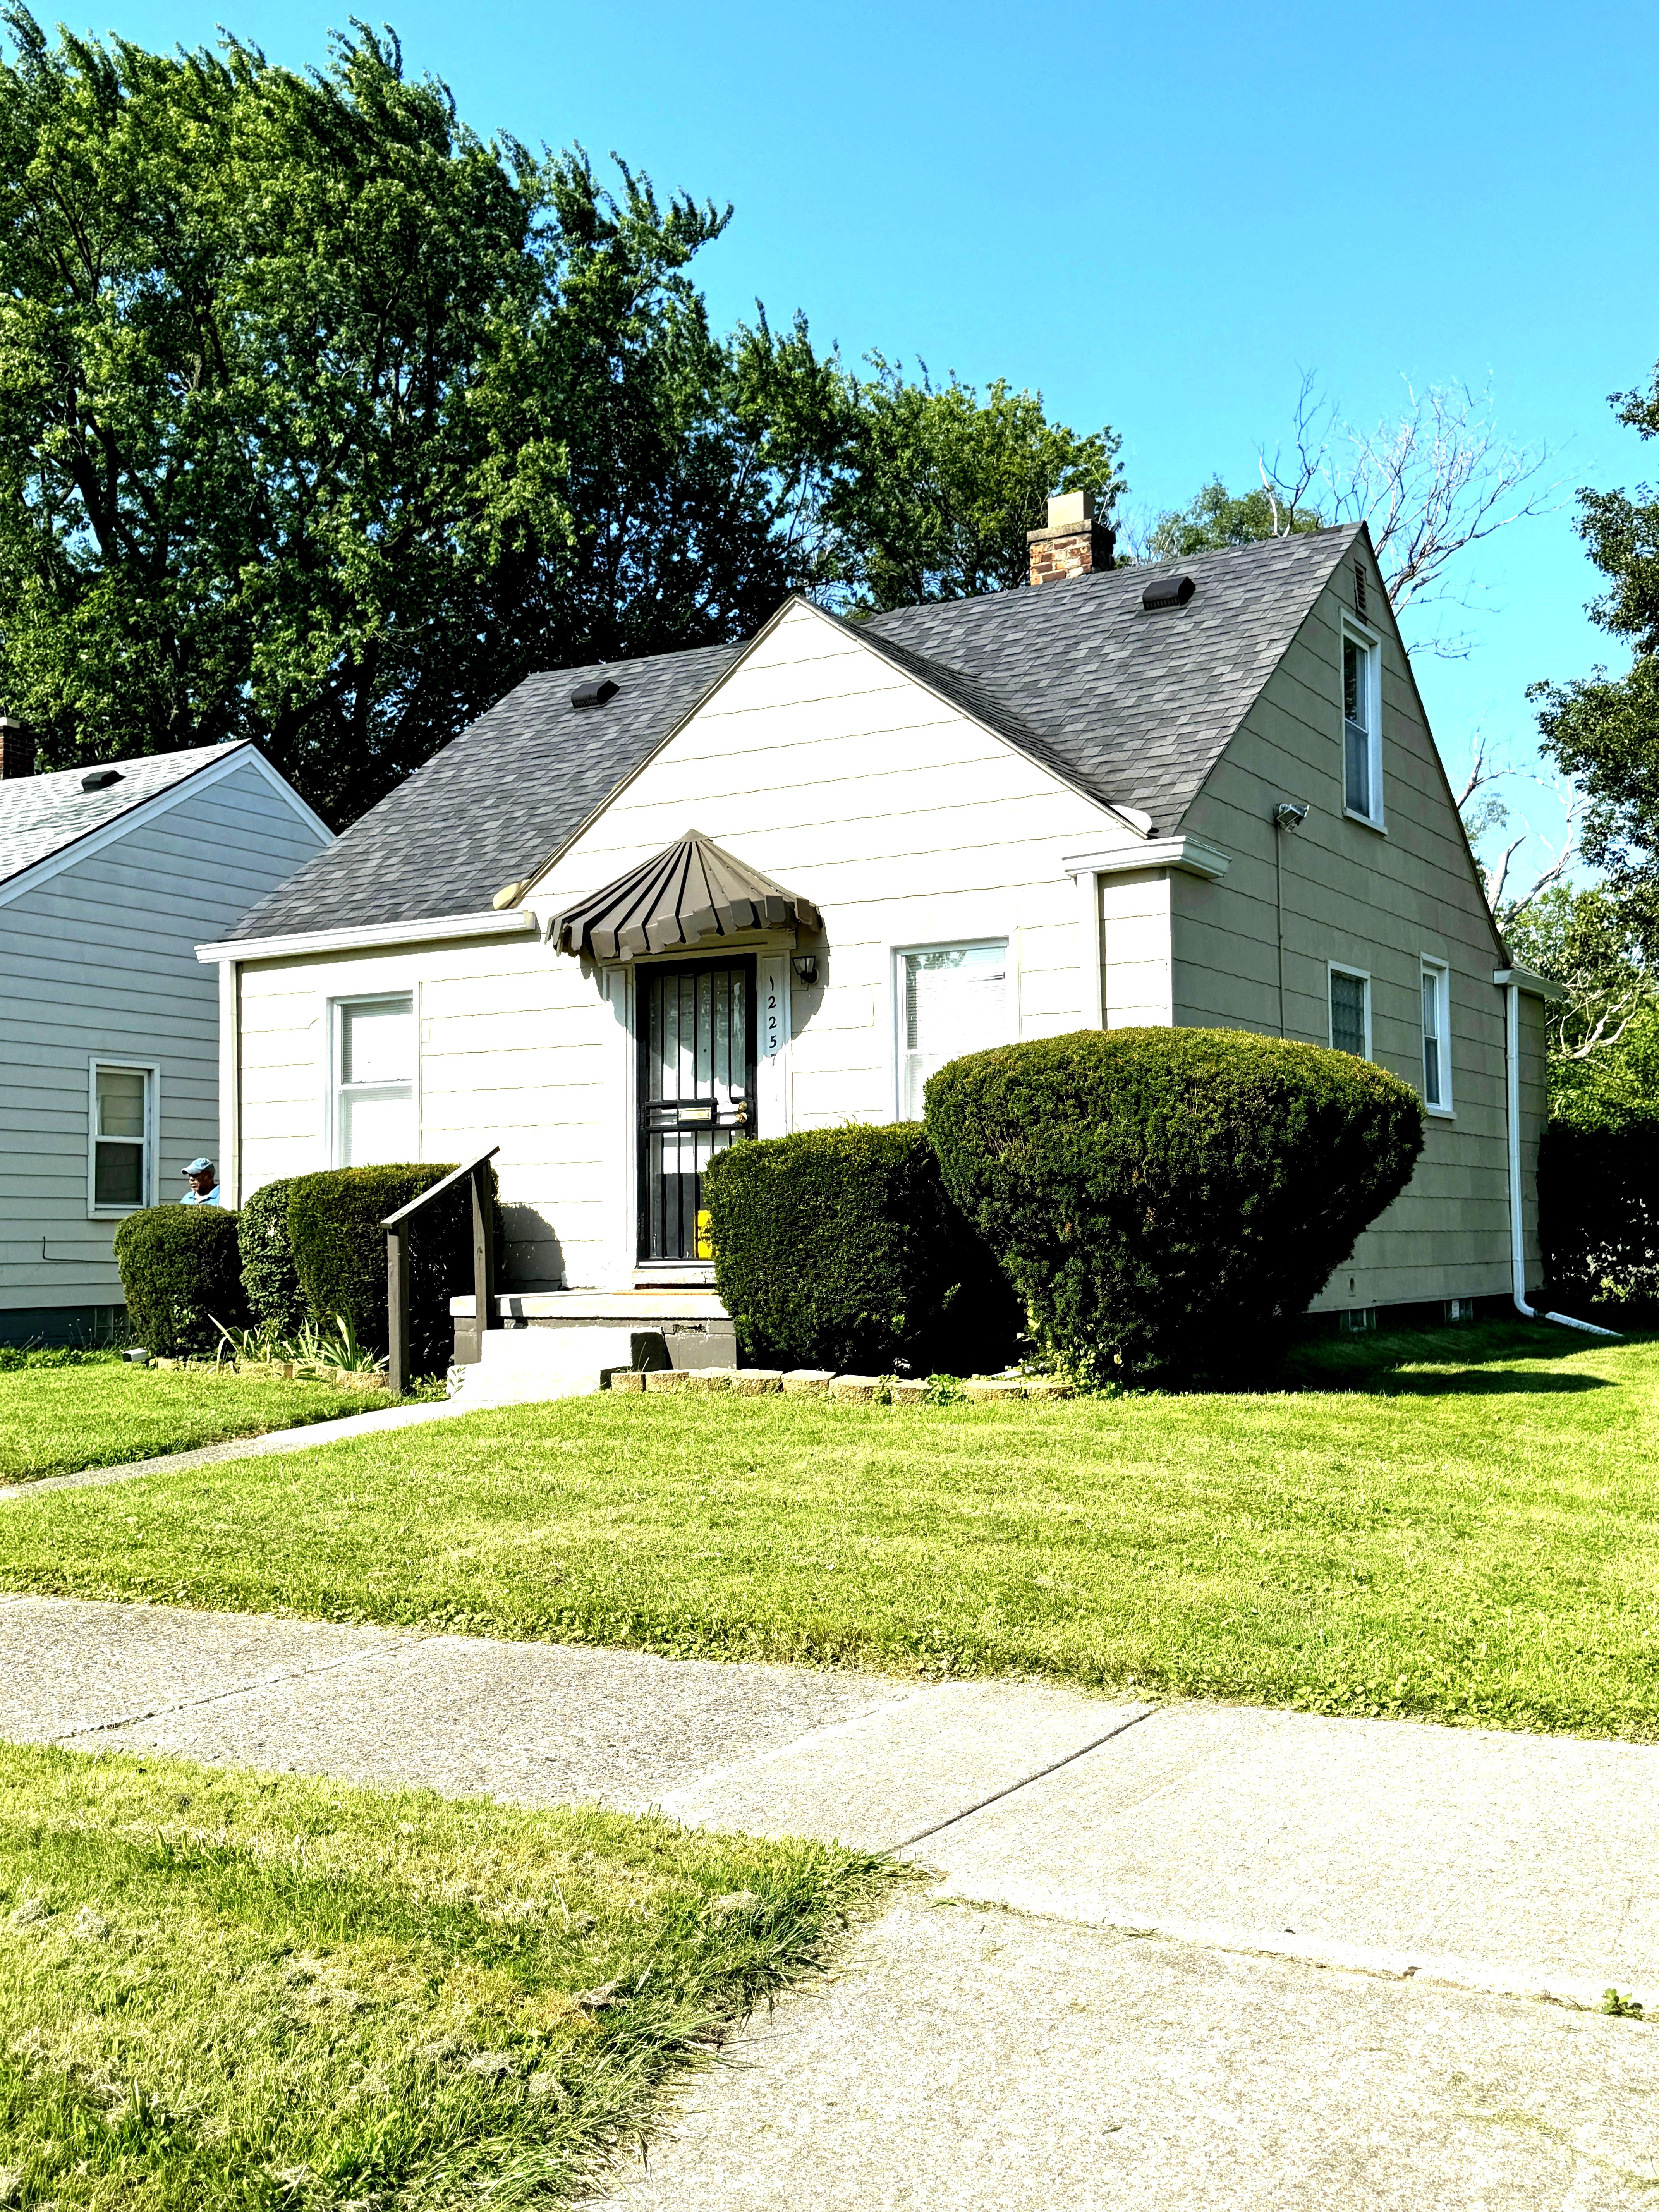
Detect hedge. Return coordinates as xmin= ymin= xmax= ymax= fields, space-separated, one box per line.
xmin=1539 ymin=1102 xmax=1659 ymax=1314
xmin=285 ymin=1164 xmax=500 ymax=1377
xmin=238 ymin=1178 xmax=307 ymax=1337
xmin=704 ymin=1123 xmax=1021 ymax=1375
xmin=925 ymin=1027 xmax=1425 ymax=1386
xmin=113 ymin=1206 xmax=249 ymax=1358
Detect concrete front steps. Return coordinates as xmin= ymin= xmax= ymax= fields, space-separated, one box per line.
xmin=446 ymin=1290 xmax=736 ymax=1407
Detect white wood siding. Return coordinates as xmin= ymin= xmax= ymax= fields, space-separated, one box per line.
xmin=236 ymin=602 xmax=1134 ymax=1288
xmin=0 ymin=758 xmax=329 ymax=1318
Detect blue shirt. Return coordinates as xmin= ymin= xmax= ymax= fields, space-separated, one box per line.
xmin=181 ymin=1186 xmax=222 ymax=1207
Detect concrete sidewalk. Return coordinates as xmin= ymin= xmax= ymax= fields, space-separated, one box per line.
xmin=1 ymin=1594 xmax=1655 ymax=2207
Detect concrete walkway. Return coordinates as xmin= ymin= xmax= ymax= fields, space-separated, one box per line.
xmin=1 ymin=1594 xmax=1654 ymax=2207
xmin=0 ymin=1395 xmax=472 ymax=1503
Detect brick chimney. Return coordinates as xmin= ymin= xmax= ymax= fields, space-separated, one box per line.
xmin=1027 ymin=491 xmax=1115 ymax=586
xmin=0 ymin=718 xmax=33 ymax=780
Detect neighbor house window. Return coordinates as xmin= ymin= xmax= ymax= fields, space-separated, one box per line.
xmin=1342 ymin=625 xmax=1382 ymax=824
xmin=1329 ymin=966 xmax=1370 ymax=1058
xmin=898 ymin=942 xmax=1010 ymax=1119
xmin=89 ymin=1061 xmax=155 ymax=1213
xmin=333 ymin=994 xmax=416 ymax=1165
xmin=1421 ymin=960 xmax=1451 ymax=1112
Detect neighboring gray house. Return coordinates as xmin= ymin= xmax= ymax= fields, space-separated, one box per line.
xmin=0 ymin=729 xmax=331 ymax=1345
xmin=202 ymin=510 xmax=1559 ymax=1398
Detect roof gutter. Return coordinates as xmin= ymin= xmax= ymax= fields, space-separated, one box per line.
xmin=1497 ymin=968 xmax=1618 ymax=1338
xmin=196 ymin=908 xmax=538 ymax=965
xmin=1060 ymin=835 xmax=1230 ymax=883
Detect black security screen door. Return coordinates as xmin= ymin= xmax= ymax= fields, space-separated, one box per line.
xmin=637 ymin=958 xmax=756 ymax=1262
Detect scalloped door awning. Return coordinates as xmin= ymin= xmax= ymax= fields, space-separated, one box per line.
xmin=550 ymin=830 xmax=821 ymax=960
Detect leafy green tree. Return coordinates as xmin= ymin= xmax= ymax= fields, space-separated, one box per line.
xmin=1146 ymin=477 xmax=1321 ymax=560
xmin=824 ymin=356 xmax=1122 ymax=610
xmin=1504 ymin=882 xmax=1659 ymax=1102
xmin=0 ymin=14 xmax=840 ymax=822
xmin=0 ymin=13 xmax=1123 ymax=820
xmin=1533 ymin=367 xmax=1659 ymax=934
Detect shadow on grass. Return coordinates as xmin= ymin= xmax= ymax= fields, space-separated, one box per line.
xmin=1270 ymin=1318 xmax=1647 ymax=1399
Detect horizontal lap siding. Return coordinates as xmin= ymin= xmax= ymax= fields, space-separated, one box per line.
xmin=237 ymin=604 xmax=1137 ymax=1289
xmin=0 ymin=761 xmax=328 ymax=1312
xmin=1172 ymin=563 xmax=1523 ymax=1310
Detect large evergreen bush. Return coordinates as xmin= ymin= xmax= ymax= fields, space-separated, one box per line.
xmin=113 ymin=1206 xmax=248 ymax=1357
xmin=237 ymin=1178 xmax=306 ymax=1336
xmin=1539 ymin=1102 xmax=1659 ymax=1314
xmin=285 ymin=1164 xmax=498 ymax=1376
xmin=925 ymin=1027 xmax=1425 ymax=1385
xmin=704 ymin=1123 xmax=1020 ymax=1374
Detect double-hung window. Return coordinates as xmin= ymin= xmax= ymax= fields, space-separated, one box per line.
xmin=89 ymin=1061 xmax=156 ymax=1214
xmin=1342 ymin=624 xmax=1383 ymax=825
xmin=1329 ymin=966 xmax=1371 ymax=1059
xmin=332 ymin=994 xmax=417 ymax=1165
xmin=1421 ymin=960 xmax=1452 ymax=1113
xmin=898 ymin=941 xmax=1010 ymax=1119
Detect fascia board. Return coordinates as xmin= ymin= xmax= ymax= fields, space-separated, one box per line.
xmin=0 ymin=744 xmax=287 ymax=914
xmin=1493 ymin=964 xmax=1568 ymax=1003
xmin=197 ymin=908 xmax=538 ymax=964
xmin=1061 ymin=835 xmax=1231 ymax=881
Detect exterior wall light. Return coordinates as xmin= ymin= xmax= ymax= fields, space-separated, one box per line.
xmin=792 ymin=954 xmax=819 ymax=985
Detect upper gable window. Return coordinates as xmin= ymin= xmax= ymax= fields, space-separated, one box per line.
xmin=1342 ymin=623 xmax=1383 ymax=826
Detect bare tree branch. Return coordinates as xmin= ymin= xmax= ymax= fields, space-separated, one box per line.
xmin=1259 ymin=374 xmax=1566 ymax=654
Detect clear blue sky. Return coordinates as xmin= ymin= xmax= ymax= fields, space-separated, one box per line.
xmin=58 ymin=0 xmax=1659 ymax=877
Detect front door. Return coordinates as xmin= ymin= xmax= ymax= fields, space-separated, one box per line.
xmin=637 ymin=957 xmax=756 ymax=1263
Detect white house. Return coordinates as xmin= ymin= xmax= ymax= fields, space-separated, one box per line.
xmin=200 ymin=507 xmax=1558 ymax=1392
xmin=0 ymin=729 xmax=331 ymax=1345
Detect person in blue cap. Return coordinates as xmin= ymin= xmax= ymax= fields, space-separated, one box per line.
xmin=180 ymin=1157 xmax=221 ymax=1206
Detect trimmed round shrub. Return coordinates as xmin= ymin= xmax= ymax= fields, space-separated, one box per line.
xmin=704 ymin=1122 xmax=1021 ymax=1375
xmin=286 ymin=1164 xmax=500 ymax=1376
xmin=1539 ymin=1101 xmax=1659 ymax=1315
xmin=238 ymin=1178 xmax=307 ymax=1336
xmin=925 ymin=1027 xmax=1425 ymax=1385
xmin=113 ymin=1206 xmax=249 ymax=1358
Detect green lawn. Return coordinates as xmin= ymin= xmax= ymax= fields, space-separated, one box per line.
xmin=0 ymin=1323 xmax=1654 ymax=1738
xmin=0 ymin=1358 xmax=383 ymax=1484
xmin=0 ymin=1742 xmax=883 ymax=2209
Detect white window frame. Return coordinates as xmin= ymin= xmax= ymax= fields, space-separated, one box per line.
xmin=87 ymin=1058 xmax=159 ymax=1218
xmin=1420 ymin=958 xmax=1453 ymax=1116
xmin=891 ymin=936 xmax=1013 ymax=1121
xmin=328 ymin=992 xmax=420 ymax=1168
xmin=1340 ymin=616 xmax=1385 ymax=830
xmin=1327 ymin=962 xmax=1372 ymax=1060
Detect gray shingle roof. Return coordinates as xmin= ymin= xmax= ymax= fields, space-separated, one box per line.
xmin=0 ymin=742 xmax=241 ymax=892
xmin=226 ymin=644 xmax=739 ymax=943
xmin=862 ymin=524 xmax=1362 ymax=831
xmin=226 ymin=526 xmax=1360 ymax=943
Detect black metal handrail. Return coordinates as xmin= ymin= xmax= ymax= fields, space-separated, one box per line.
xmin=381 ymin=1146 xmax=500 ymax=1396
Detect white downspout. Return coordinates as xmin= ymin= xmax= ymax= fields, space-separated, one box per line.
xmin=1504 ymin=978 xmax=1619 ymax=1337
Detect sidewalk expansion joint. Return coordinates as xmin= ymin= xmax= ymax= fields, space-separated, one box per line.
xmin=889 ymin=1704 xmax=1159 ymax=1853
xmin=48 ymin=1644 xmax=402 ymax=1744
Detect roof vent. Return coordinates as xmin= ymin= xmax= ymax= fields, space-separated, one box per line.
xmin=81 ymin=767 xmax=122 ymax=791
xmin=570 ymin=677 xmax=618 ymax=710
xmin=1142 ymin=573 xmax=1195 ymax=613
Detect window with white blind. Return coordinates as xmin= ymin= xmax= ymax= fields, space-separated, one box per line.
xmin=1328 ymin=966 xmax=1371 ymax=1059
xmin=88 ymin=1061 xmax=156 ymax=1214
xmin=1341 ymin=623 xmax=1383 ymax=825
xmin=897 ymin=942 xmax=1010 ymax=1119
xmin=1421 ymin=960 xmax=1452 ymax=1112
xmin=332 ymin=995 xmax=417 ymax=1165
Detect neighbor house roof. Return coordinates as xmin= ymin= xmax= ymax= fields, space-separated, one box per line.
xmin=0 ymin=742 xmax=246 ymax=893
xmin=224 ymin=526 xmax=1363 ymax=946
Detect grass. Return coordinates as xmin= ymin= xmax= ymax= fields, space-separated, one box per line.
xmin=0 ymin=1322 xmax=1655 ymax=1739
xmin=0 ymin=1741 xmax=884 ymax=2209
xmin=0 ymin=1356 xmax=382 ymax=1485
